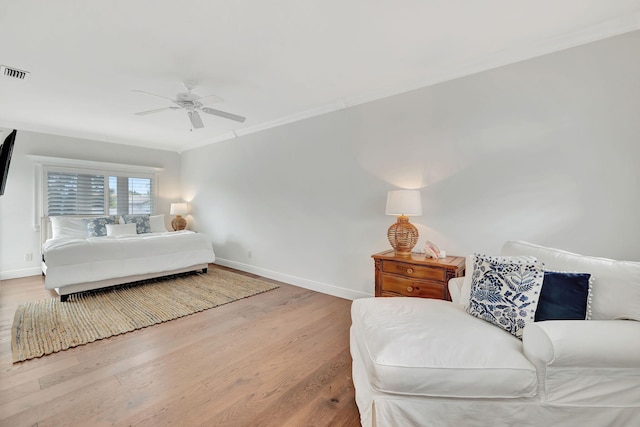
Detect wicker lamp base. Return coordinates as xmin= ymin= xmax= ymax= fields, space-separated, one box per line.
xmin=387 ymin=215 xmax=419 ymax=257
xmin=171 ymin=214 xmax=187 ymax=231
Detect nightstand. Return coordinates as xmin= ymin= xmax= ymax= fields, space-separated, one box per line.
xmin=372 ymin=250 xmax=465 ymax=300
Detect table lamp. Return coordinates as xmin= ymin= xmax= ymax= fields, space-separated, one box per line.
xmin=170 ymin=202 xmax=188 ymax=231
xmin=385 ymin=190 xmax=422 ymax=256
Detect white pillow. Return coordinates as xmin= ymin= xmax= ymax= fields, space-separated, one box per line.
xmin=149 ymin=214 xmax=168 ymax=233
xmin=50 ymin=216 xmax=88 ymax=239
xmin=106 ymin=223 xmax=137 ymax=236
xmin=501 ymin=240 xmax=640 ymax=321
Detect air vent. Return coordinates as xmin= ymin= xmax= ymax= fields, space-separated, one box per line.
xmin=1 ymin=65 xmax=30 ymax=80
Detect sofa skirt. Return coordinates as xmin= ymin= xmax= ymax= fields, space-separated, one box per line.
xmin=350 ymin=327 xmax=640 ymax=427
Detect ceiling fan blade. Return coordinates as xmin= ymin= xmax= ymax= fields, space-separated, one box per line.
xmin=195 ymin=94 xmax=223 ymax=106
xmin=134 ymin=106 xmax=180 ymax=116
xmin=200 ymin=107 xmax=246 ymax=123
xmin=188 ymin=110 xmax=204 ymax=129
xmin=132 ymin=90 xmax=176 ymax=102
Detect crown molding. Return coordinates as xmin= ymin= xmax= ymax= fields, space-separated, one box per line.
xmin=346 ymin=13 xmax=640 ymax=108
xmin=6 ymin=14 xmax=640 ymax=154
xmin=0 ymin=118 xmax=181 ymax=153
xmin=182 ymin=14 xmax=640 ymax=151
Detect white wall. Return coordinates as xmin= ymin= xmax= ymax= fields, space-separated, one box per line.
xmin=181 ymin=31 xmax=640 ymax=299
xmin=0 ymin=131 xmax=181 ymax=279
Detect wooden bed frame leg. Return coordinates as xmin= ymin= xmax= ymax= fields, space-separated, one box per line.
xmin=202 ymin=267 xmax=208 ymax=274
xmin=60 ymin=294 xmax=69 ymax=302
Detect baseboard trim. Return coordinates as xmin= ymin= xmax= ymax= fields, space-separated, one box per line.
xmin=0 ymin=262 xmax=374 ymax=301
xmin=214 ymin=258 xmax=371 ymax=301
xmin=0 ymin=267 xmax=42 ymax=281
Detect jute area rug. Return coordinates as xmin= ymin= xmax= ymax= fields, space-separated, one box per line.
xmin=11 ymin=269 xmax=278 ymax=363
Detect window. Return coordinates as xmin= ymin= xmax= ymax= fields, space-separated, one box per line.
xmin=44 ymin=167 xmax=155 ymax=217
xmin=30 ymin=156 xmax=162 ymax=230
xmin=109 ymin=176 xmax=152 ymax=215
xmin=47 ymin=171 xmax=106 ymax=216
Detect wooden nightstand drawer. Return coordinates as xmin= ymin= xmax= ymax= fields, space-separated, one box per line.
xmin=381 ymin=260 xmax=445 ymax=281
xmin=372 ymin=250 xmax=465 ymax=300
xmin=380 ymin=275 xmax=445 ymax=299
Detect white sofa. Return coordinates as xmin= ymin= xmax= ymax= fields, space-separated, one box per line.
xmin=350 ymin=241 xmax=640 ymax=426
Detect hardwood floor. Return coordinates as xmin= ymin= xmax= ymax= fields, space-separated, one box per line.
xmin=0 ymin=265 xmax=362 ymax=426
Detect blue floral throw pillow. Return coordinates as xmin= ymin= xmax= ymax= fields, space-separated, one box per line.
xmin=467 ymin=254 xmax=544 ymax=338
xmin=84 ymin=216 xmax=117 ymax=237
xmin=121 ymin=214 xmax=151 ymax=234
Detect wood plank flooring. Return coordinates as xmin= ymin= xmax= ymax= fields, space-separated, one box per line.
xmin=0 ymin=265 xmax=362 ymax=426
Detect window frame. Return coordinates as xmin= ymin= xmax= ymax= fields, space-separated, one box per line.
xmin=108 ymin=173 xmax=155 ymax=216
xmin=30 ymin=155 xmax=162 ymax=230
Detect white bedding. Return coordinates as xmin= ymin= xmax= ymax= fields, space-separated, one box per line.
xmin=42 ymin=230 xmax=215 ymax=289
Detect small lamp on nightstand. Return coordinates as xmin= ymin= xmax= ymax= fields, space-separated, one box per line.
xmin=170 ymin=202 xmax=188 ymax=231
xmin=385 ymin=189 xmax=422 ymax=257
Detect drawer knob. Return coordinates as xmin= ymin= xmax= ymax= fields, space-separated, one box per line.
xmin=406 ymin=268 xmax=414 ymax=274
xmin=407 ymin=286 xmax=414 ymax=292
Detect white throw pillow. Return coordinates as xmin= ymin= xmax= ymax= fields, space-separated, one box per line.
xmin=106 ymin=223 xmax=137 ymax=236
xmin=50 ymin=216 xmax=88 ymax=239
xmin=502 ymin=240 xmax=640 ymax=321
xmin=149 ymin=214 xmax=168 ymax=233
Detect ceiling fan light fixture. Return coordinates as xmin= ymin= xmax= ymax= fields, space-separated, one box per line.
xmin=132 ymin=84 xmax=245 ymax=129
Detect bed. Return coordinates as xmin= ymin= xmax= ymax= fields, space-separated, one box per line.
xmin=40 ymin=215 xmax=215 ymax=301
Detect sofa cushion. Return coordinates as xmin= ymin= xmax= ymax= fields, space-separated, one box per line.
xmin=467 ymin=254 xmax=544 ymax=338
xmin=535 ymin=272 xmax=591 ymax=321
xmin=501 ymin=241 xmax=640 ymax=321
xmin=523 ymin=320 xmax=640 ymax=406
xmin=351 ymin=298 xmax=538 ymax=398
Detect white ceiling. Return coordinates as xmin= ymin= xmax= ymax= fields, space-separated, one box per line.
xmin=1 ymin=1 xmax=639 ymax=153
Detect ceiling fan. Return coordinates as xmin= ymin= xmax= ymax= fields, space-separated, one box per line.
xmin=132 ymin=82 xmax=246 ymax=129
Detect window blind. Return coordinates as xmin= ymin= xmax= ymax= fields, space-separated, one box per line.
xmin=47 ymin=171 xmax=105 ymax=216
xmin=44 ymin=165 xmax=155 ymax=218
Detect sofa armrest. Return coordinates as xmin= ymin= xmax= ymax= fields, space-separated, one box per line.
xmin=523 ymin=320 xmax=640 ymax=368
xmin=448 ymin=277 xmax=465 ymax=305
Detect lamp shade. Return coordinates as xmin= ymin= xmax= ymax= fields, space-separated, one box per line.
xmin=385 ymin=190 xmax=422 ymax=216
xmin=170 ymin=203 xmax=188 ymax=215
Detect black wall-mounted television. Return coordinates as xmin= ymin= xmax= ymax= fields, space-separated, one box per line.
xmin=0 ymin=129 xmax=17 ymax=196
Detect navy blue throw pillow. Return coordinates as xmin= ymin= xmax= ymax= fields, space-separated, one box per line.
xmin=535 ymin=272 xmax=590 ymax=321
